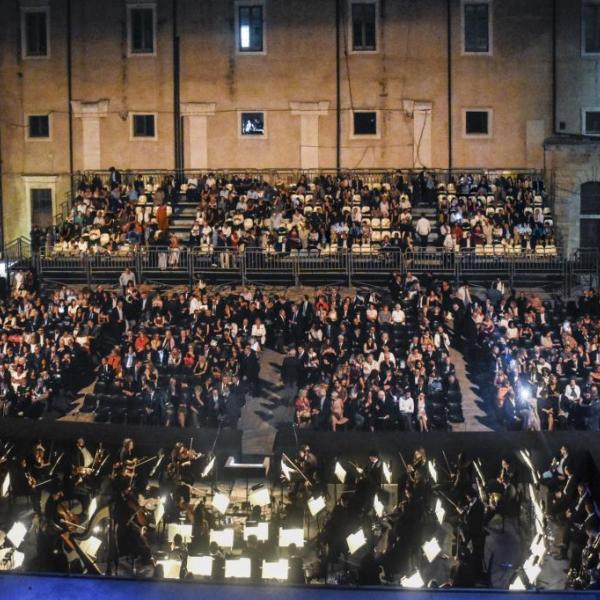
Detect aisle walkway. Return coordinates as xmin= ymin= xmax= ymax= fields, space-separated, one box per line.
xmin=449 ymin=346 xmax=497 ymax=432
xmin=240 ymin=348 xmax=294 ymax=456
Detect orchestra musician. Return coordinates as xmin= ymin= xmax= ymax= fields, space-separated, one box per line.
xmin=543 ymin=445 xmax=573 ymax=492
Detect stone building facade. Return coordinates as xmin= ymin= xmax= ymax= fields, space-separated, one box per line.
xmin=0 ymin=0 xmax=598 ymax=249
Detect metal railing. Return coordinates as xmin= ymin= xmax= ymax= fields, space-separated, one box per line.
xmin=72 ymin=168 xmax=546 ymax=191
xmin=2 ymin=237 xmax=597 ymax=293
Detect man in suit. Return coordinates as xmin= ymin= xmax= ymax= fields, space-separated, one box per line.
xmin=281 ymin=348 xmax=300 ymax=405
xmin=241 ymin=345 xmax=261 ymax=396
xmin=108 ymin=166 xmax=122 ymax=190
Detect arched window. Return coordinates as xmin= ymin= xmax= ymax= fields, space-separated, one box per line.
xmin=580 ymin=182 xmax=600 ymax=247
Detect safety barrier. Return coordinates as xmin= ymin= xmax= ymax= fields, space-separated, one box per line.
xmin=3 ymin=243 xmax=598 ymax=293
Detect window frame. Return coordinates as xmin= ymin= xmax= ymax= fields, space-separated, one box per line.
xmin=25 ymin=114 xmax=52 ymax=142
xmin=462 ymin=108 xmax=493 ymax=139
xmin=582 ymin=108 xmax=600 ymax=136
xmin=234 ymin=0 xmax=267 ymax=55
xmin=127 ymin=2 xmax=157 ymax=57
xmin=350 ymin=110 xmax=380 ymax=139
xmin=20 ymin=6 xmax=50 ymax=60
xmin=130 ymin=112 xmax=158 ymax=141
xmin=238 ymin=111 xmax=268 ymax=139
xmin=461 ymin=0 xmax=493 ymax=56
xmin=348 ymin=0 xmax=379 ymax=54
xmin=582 ymin=0 xmax=600 ymax=56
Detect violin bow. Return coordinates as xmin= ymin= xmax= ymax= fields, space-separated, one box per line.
xmin=281 ymin=452 xmax=312 ymax=485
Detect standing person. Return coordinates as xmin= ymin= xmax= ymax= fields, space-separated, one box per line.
xmin=415 ymin=213 xmax=431 ymax=248
xmin=281 ymin=348 xmax=300 ymax=405
xmin=119 ymin=267 xmax=136 ymax=293
xmin=241 ymin=345 xmax=261 ymax=396
xmin=108 ymin=166 xmax=122 ymax=189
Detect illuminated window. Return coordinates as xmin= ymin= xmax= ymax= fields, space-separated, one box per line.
xmin=238 ymin=5 xmax=263 ymax=52
xmin=240 ymin=112 xmax=265 ymax=136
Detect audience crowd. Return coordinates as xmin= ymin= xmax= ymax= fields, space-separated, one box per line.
xmin=436 ymin=173 xmax=557 ymax=254
xmin=474 ymin=286 xmax=600 ymax=431
xmin=286 ymin=272 xmax=464 ymax=432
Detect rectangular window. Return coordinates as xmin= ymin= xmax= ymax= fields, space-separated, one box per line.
xmin=584 ymin=110 xmax=600 ymax=135
xmin=463 ymin=2 xmax=490 ymax=53
xmin=240 ymin=112 xmax=265 ymax=136
xmin=132 ymin=114 xmax=156 ymax=138
xmin=464 ymin=109 xmax=492 ymax=137
xmin=352 ymin=2 xmax=376 ymax=51
xmin=238 ymin=5 xmax=263 ymax=52
xmin=128 ymin=6 xmax=155 ymax=55
xmin=22 ymin=8 xmax=49 ymax=58
xmin=353 ymin=111 xmax=377 ymax=136
xmin=27 ymin=115 xmax=50 ymax=139
xmin=584 ymin=2 xmax=600 ymax=54
xmin=31 ymin=189 xmax=53 ymax=229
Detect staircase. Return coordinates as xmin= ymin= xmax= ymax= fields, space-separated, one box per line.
xmin=169 ymin=201 xmax=197 ymax=241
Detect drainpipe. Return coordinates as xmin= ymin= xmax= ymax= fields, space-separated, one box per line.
xmin=335 ymin=0 xmax=341 ymax=173
xmin=67 ymin=0 xmax=74 ymax=198
xmin=173 ymin=0 xmax=183 ymax=181
xmin=447 ymin=0 xmax=453 ymax=176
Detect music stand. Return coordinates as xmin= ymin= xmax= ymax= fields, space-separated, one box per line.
xmin=210 ymin=528 xmax=234 ymax=550
xmin=167 ymin=523 xmax=192 ymax=543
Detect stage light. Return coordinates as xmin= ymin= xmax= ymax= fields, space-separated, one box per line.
xmin=10 ymin=550 xmax=24 ymax=569
xmin=422 ymin=537 xmax=442 ymax=563
xmin=79 ymin=536 xmax=102 ymax=559
xmin=243 ymin=522 xmax=269 ymax=542
xmin=210 ymin=528 xmax=234 ymax=549
xmin=530 ymin=534 xmax=546 ymax=557
xmin=308 ymin=495 xmax=326 ymax=516
xmin=186 ymin=556 xmax=213 ymax=577
xmin=401 ymin=570 xmax=424 ymax=588
xmin=428 ymin=460 xmax=438 ymax=483
xmin=212 ymin=492 xmax=231 ymax=515
xmin=7 ymin=522 xmax=27 ymax=548
xmin=279 ymin=527 xmax=304 ymax=548
xmin=382 ymin=461 xmax=392 ymax=484
xmin=281 ymin=459 xmax=294 ymax=482
xmin=473 ymin=460 xmax=485 ymax=484
xmin=87 ymin=497 xmax=98 ymax=519
xmin=519 ymin=450 xmax=540 ymax=485
xmin=157 ymin=559 xmax=182 ymax=579
xmin=523 ymin=554 xmax=541 ymax=584
xmin=225 ymin=557 xmax=251 ymax=579
xmin=202 ymin=456 xmax=216 ymax=478
xmin=249 ymin=485 xmax=270 ymax=507
xmin=373 ymin=494 xmax=384 ymax=518
xmin=167 ymin=523 xmax=193 ymax=543
xmin=509 ymin=575 xmax=527 ymax=590
xmin=434 ymin=499 xmax=446 ymax=524
xmin=346 ymin=528 xmax=367 ymax=554
xmin=262 ymin=558 xmax=289 ymax=581
xmin=1 ymin=473 xmax=10 ymax=498
xmin=334 ymin=461 xmax=347 ymax=483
